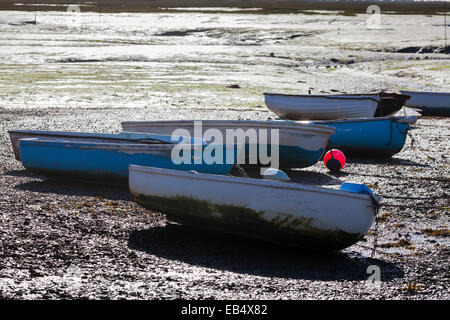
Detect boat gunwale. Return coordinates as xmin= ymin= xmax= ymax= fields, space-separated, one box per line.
xmin=18 ymin=138 xmax=227 ymax=152
xmin=8 ymin=130 xmax=188 ymax=144
xmin=378 ymin=93 xmax=410 ymax=101
xmin=400 ymin=90 xmax=450 ymax=97
xmin=265 ymin=92 xmax=410 ymax=102
xmin=129 ymin=165 xmax=374 ymax=202
xmin=263 ymin=92 xmax=381 ymax=103
xmin=121 ymin=119 xmax=337 ymax=135
xmin=302 ymin=115 xmax=417 ymax=125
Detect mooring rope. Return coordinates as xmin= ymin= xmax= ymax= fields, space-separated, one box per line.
xmin=371 ymin=213 xmax=379 ymax=258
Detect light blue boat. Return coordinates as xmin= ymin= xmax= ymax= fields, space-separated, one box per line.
xmin=312 ymin=116 xmax=417 ymax=157
xmin=18 ymin=132 xmax=237 ymax=183
xmin=9 ymin=130 xmax=200 ymax=161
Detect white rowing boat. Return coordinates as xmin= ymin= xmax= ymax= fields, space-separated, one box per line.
xmin=400 ymin=90 xmax=450 ymax=116
xmin=264 ymin=93 xmax=381 ymax=120
xmin=129 ymin=165 xmax=379 ymax=251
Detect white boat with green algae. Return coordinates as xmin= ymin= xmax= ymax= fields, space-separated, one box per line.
xmin=129 ymin=165 xmax=380 ymax=251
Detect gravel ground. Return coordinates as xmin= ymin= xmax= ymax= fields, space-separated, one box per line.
xmin=0 ymin=8 xmax=449 ymax=300
xmin=0 ymin=107 xmax=448 ymax=300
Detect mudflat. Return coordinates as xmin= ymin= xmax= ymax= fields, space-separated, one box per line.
xmin=0 ymin=7 xmax=448 ymax=299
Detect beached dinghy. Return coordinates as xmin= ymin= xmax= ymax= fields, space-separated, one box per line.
xmin=400 ymin=90 xmax=450 ymax=117
xmin=374 ymin=93 xmax=410 ymax=117
xmin=121 ymin=120 xmax=335 ymax=168
xmin=311 ymin=116 xmax=417 ymax=157
xmin=129 ymin=165 xmax=379 ymax=251
xmin=18 ymin=134 xmax=236 ymax=183
xmin=9 ymin=130 xmax=191 ymax=161
xmin=264 ymin=93 xmax=380 ymax=120
xmin=264 ymin=92 xmax=410 ymax=120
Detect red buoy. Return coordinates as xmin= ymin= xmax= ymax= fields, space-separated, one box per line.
xmin=324 ymin=149 xmax=346 ymax=172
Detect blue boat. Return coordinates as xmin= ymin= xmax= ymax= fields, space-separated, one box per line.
xmin=311 ymin=116 xmax=417 ymax=157
xmin=121 ymin=120 xmax=336 ymax=169
xmin=18 ymin=133 xmax=237 ymax=183
xmin=9 ymin=130 xmax=202 ymax=161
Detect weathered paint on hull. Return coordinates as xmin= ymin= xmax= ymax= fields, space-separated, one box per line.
xmin=134 ymin=194 xmax=364 ymax=251
xmin=20 ymin=139 xmax=235 ymax=183
xmin=129 ymin=165 xmax=378 ymax=251
xmin=314 ymin=117 xmax=414 ymax=157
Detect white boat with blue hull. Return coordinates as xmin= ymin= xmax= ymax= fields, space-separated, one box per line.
xmin=121 ymin=120 xmax=335 ymax=169
xmin=129 ymin=165 xmax=379 ymax=251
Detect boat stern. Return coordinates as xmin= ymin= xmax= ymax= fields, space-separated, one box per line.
xmin=8 ymin=131 xmax=22 ymax=161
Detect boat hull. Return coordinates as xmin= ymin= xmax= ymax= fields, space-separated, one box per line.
xmin=20 ymin=139 xmax=235 ymax=183
xmin=400 ymin=90 xmax=450 ymax=117
xmin=121 ymin=120 xmax=335 ymax=168
xmin=313 ymin=116 xmax=416 ymax=157
xmin=9 ymin=130 xmax=193 ymax=161
xmin=264 ymin=93 xmax=380 ymax=120
xmin=129 ymin=165 xmax=378 ymax=251
xmin=374 ymin=93 xmax=410 ymax=117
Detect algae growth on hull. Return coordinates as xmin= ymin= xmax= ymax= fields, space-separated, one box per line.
xmin=134 ymin=194 xmax=365 ymax=251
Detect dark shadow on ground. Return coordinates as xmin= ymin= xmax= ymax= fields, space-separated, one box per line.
xmin=346 ymin=156 xmax=430 ymax=168
xmin=7 ymin=170 xmax=404 ymax=281
xmin=128 ymin=224 xmax=404 ymax=282
xmin=286 ymin=169 xmax=348 ymax=186
xmin=3 ymin=169 xmax=38 ymax=178
xmin=9 ymin=170 xmax=131 ymax=201
xmin=419 ymin=114 xmax=450 ymax=118
xmin=238 ymin=166 xmax=345 ymax=186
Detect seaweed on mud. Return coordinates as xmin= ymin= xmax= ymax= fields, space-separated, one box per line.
xmin=378 ymin=239 xmax=416 ymax=250
xmin=420 ymin=228 xmax=450 ymax=238
xmin=376 ymin=212 xmax=393 ymax=223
